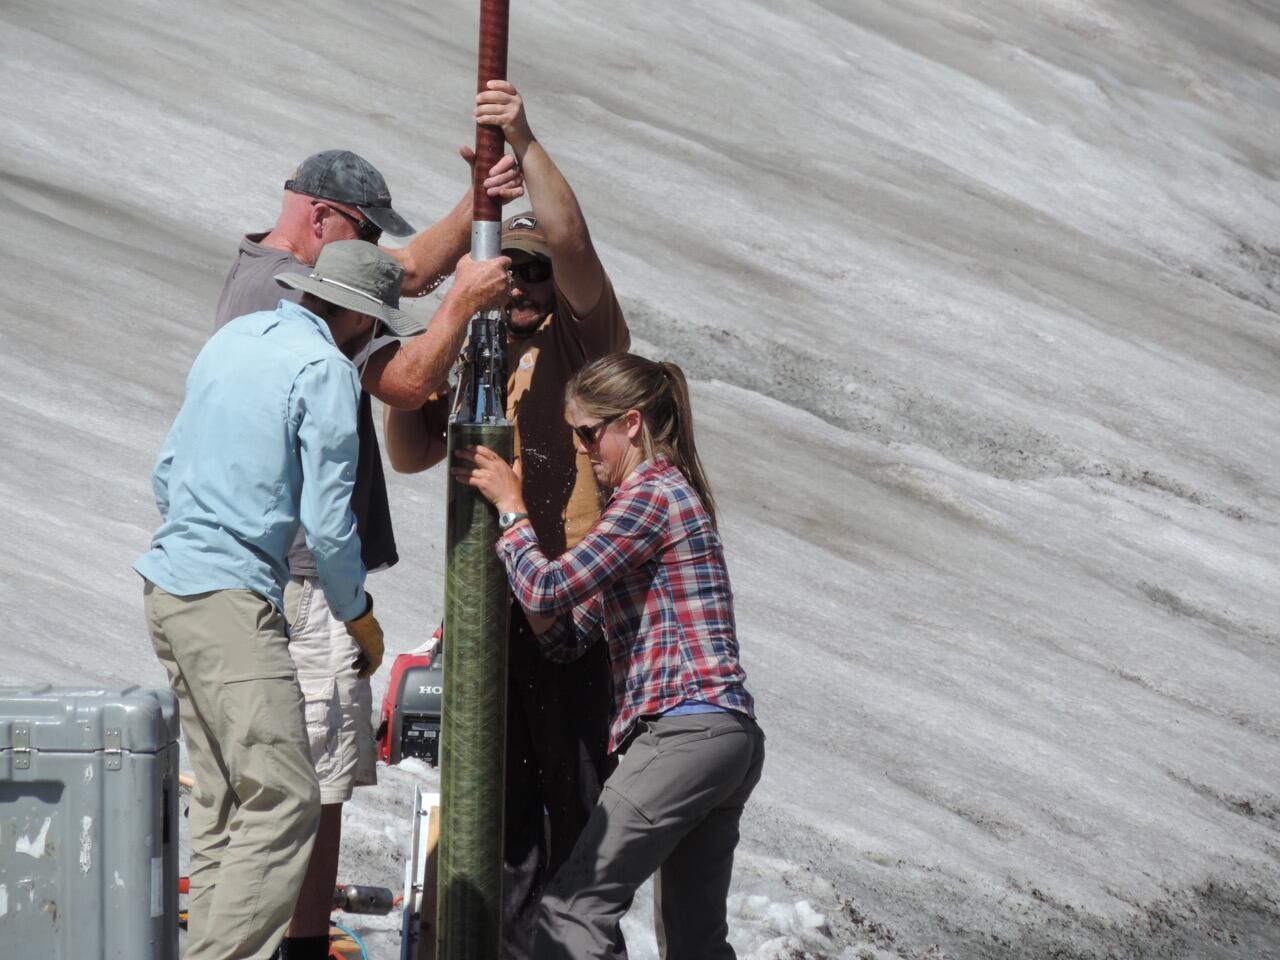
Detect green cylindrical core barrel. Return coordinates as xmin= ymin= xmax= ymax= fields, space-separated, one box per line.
xmin=438 ymin=420 xmax=513 ymax=960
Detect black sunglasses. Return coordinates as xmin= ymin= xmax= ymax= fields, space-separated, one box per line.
xmin=328 ymin=204 xmax=382 ymax=244
xmin=285 ymin=182 xmax=383 ymax=243
xmin=572 ymin=413 xmax=622 ymax=447
xmin=511 ymin=258 xmax=552 ymax=284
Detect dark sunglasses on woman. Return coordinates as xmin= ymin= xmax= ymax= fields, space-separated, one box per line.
xmin=573 ymin=413 xmax=622 ymax=447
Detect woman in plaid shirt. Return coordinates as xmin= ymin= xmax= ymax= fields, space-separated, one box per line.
xmin=455 ymin=352 xmax=765 ymax=960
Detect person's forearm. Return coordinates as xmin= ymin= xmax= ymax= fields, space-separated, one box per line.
xmin=153 ymin=456 xmax=172 ymax=519
xmin=527 ymin=597 xmax=603 ymax=662
xmin=301 ymin=469 xmax=366 ymax=622
xmin=506 ymin=130 xmax=604 ymax=313
xmin=296 ymin=394 xmax=366 ymax=622
xmin=509 ymin=138 xmax=592 ymax=259
xmin=391 ymin=197 xmax=471 ymax=298
xmin=365 ymin=289 xmax=472 ymax=409
xmin=528 ymin=611 xmax=582 ymax=662
xmin=384 ymin=396 xmax=450 ymax=474
xmin=498 ymin=492 xmax=662 ymax=617
xmin=525 ymin=610 xmax=560 ymax=634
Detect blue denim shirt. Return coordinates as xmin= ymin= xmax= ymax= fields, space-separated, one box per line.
xmin=134 ymin=300 xmax=367 ymax=621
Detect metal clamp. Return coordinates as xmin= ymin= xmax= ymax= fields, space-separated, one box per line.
xmin=13 ymin=723 xmax=30 ymax=770
xmin=105 ymin=727 xmax=122 ymax=771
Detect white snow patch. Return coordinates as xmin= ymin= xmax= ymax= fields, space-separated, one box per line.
xmin=395 ymin=758 xmax=437 ymax=779
xmin=727 ymin=895 xmax=835 ymax=959
xmin=611 ymin=881 xmax=836 ymax=960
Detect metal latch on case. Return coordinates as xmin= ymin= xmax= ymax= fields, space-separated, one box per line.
xmin=105 ymin=727 xmax=122 ymax=770
xmin=13 ymin=723 xmax=31 ymax=769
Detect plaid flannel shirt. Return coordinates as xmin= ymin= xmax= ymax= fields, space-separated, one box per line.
xmin=496 ymin=456 xmax=754 ymax=753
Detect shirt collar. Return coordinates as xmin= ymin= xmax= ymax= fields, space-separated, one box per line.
xmin=613 ymin=454 xmax=672 ymax=496
xmin=276 ymin=299 xmax=339 ymax=349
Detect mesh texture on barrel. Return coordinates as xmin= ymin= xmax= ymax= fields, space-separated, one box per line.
xmin=438 ymin=421 xmax=513 ymax=960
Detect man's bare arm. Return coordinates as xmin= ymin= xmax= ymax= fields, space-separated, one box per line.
xmin=362 ymin=253 xmax=510 ymax=410
xmin=386 ymin=198 xmax=469 ymax=298
xmin=386 ymin=153 xmax=523 ymax=298
xmin=475 ymin=81 xmax=606 ymax=316
xmin=384 ymin=395 xmax=452 ymax=473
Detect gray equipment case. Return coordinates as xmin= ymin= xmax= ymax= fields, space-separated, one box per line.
xmin=0 ymin=685 xmax=179 ymax=959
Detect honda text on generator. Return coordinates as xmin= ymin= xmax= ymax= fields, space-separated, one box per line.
xmin=378 ymin=631 xmax=446 ymax=767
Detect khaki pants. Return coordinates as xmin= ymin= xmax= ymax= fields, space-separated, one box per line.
xmin=144 ymin=582 xmax=321 ymax=960
xmin=535 ymin=710 xmax=765 ymax=960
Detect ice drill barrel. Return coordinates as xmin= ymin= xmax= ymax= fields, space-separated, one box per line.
xmin=437 ymin=0 xmax=511 ymax=957
xmin=438 ymin=423 xmax=510 ymax=960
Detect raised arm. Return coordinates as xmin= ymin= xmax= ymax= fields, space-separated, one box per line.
xmin=386 ymin=152 xmax=523 ymax=298
xmin=476 ymin=81 xmax=607 ymax=316
xmin=386 ymin=197 xmax=469 ymax=299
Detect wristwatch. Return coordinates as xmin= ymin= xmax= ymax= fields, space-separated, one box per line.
xmin=498 ymin=511 xmax=529 ymax=531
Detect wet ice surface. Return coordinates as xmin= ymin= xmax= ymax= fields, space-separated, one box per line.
xmin=3 ymin=1 xmax=1280 ymax=957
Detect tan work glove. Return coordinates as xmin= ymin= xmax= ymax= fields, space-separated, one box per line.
xmin=345 ymin=594 xmax=385 ymax=679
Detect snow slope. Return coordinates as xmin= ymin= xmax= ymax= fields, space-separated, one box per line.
xmin=1 ymin=0 xmax=1278 ymax=957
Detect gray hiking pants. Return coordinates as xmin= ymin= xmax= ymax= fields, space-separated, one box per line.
xmin=144 ymin=583 xmax=321 ymax=960
xmin=534 ymin=710 xmax=765 ymax=960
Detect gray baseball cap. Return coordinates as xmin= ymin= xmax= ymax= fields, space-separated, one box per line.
xmin=275 ymin=240 xmax=424 ymax=336
xmin=285 ymin=150 xmax=416 ymax=238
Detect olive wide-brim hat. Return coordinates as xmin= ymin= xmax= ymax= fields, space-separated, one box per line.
xmin=275 ymin=240 xmax=424 ymax=336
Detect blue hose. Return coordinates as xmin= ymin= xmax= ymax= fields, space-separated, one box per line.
xmin=332 ymin=921 xmax=369 ymax=960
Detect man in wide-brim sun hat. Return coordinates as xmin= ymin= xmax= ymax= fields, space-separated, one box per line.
xmin=135 ymin=240 xmax=415 ymax=960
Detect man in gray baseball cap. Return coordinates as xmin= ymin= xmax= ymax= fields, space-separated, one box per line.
xmin=283 ymin=149 xmax=416 ymax=240
xmin=215 ymin=146 xmax=518 ymax=960
xmin=137 ymin=239 xmax=406 ymax=960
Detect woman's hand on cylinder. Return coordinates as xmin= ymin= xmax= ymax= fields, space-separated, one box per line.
xmin=451 ymin=444 xmax=525 ymax=514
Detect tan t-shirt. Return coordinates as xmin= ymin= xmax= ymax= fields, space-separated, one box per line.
xmin=504 ymin=277 xmax=628 ymax=557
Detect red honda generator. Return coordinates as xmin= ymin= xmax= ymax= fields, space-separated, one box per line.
xmin=377 ymin=630 xmax=445 ymax=766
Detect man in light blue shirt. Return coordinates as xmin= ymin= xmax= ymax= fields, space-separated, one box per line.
xmin=135 ymin=240 xmax=415 ymax=960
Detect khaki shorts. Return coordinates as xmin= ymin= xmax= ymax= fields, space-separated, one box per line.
xmin=284 ymin=575 xmax=377 ymax=804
